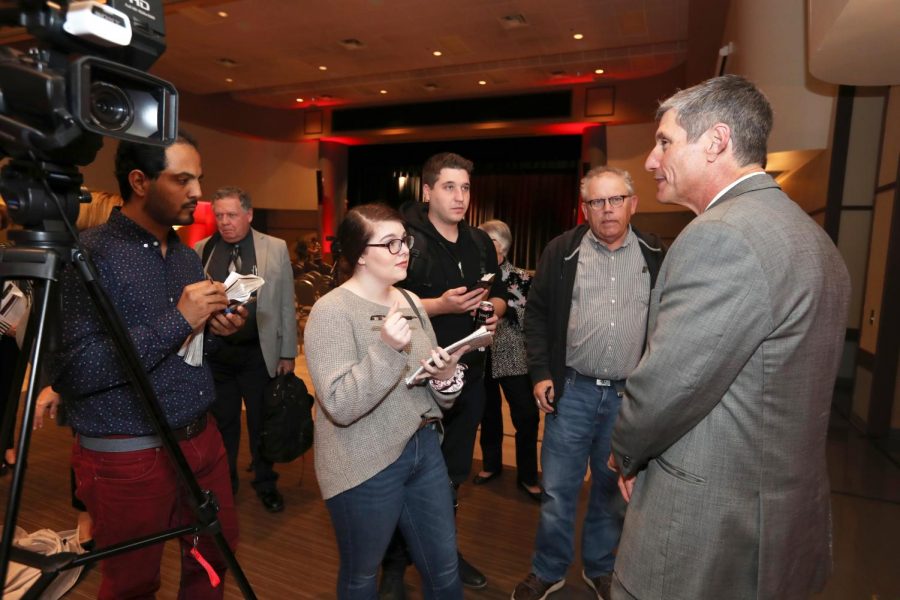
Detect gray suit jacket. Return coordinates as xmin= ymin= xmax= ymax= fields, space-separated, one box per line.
xmin=195 ymin=229 xmax=298 ymax=377
xmin=611 ymin=174 xmax=850 ymax=600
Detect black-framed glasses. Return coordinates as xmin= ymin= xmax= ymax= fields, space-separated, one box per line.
xmin=366 ymin=234 xmax=415 ymax=254
xmin=583 ymin=195 xmax=630 ymax=210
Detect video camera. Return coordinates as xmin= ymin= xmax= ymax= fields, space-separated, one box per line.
xmin=0 ymin=0 xmax=178 ymax=230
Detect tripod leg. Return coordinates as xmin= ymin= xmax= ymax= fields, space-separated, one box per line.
xmin=0 ymin=278 xmax=53 ymax=586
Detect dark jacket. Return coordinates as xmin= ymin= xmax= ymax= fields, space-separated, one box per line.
xmin=398 ymin=201 xmax=504 ymax=376
xmin=524 ymin=224 xmax=665 ymax=395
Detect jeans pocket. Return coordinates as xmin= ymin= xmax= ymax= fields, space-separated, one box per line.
xmin=656 ymin=457 xmax=707 ymax=485
xmin=94 ymin=448 xmax=161 ymax=483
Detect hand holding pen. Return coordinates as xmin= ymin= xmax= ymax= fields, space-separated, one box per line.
xmin=379 ymin=300 xmax=411 ymax=351
xmin=177 ymin=277 xmax=228 ymax=330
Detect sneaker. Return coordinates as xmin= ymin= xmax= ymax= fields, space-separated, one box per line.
xmin=582 ymin=570 xmax=612 ymax=600
xmin=511 ymin=573 xmax=565 ymax=600
xmin=458 ymin=553 xmax=487 ymax=589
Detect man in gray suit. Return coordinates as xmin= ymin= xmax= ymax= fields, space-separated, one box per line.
xmin=196 ymin=186 xmax=297 ymax=512
xmin=608 ymin=75 xmax=851 ymax=600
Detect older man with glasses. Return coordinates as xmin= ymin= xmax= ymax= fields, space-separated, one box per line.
xmin=512 ymin=166 xmax=665 ymax=600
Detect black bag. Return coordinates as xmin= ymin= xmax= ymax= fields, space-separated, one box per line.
xmin=260 ymin=372 xmax=314 ymax=463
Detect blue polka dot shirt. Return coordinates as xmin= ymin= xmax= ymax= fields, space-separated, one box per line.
xmin=54 ymin=208 xmax=219 ymax=436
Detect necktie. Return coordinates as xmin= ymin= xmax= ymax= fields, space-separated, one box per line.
xmin=228 ymin=244 xmax=241 ymax=273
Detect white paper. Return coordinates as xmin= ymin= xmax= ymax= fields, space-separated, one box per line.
xmin=177 ymin=274 xmax=266 ymax=366
xmin=404 ymin=326 xmax=493 ymax=386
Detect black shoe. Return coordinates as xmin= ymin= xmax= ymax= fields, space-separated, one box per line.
xmin=458 ymin=553 xmax=487 ymax=589
xmin=518 ymin=480 xmax=543 ymax=503
xmin=472 ymin=470 xmax=501 ymax=485
xmin=258 ymin=489 xmax=284 ymax=513
xmin=378 ymin=570 xmax=406 ymax=600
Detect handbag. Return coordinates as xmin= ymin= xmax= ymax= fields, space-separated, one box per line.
xmin=259 ymin=372 xmax=315 ymax=463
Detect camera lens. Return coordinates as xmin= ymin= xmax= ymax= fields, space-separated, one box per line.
xmin=89 ymin=82 xmax=134 ymax=132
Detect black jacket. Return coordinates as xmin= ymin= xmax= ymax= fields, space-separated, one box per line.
xmin=398 ymin=201 xmax=504 ymax=376
xmin=524 ymin=224 xmax=665 ymax=395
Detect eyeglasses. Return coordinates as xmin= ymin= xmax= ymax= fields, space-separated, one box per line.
xmin=583 ymin=195 xmax=630 ymax=210
xmin=366 ymin=234 xmax=415 ymax=254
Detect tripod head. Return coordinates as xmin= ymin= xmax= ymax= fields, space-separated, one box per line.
xmin=0 ymin=0 xmax=177 ymax=247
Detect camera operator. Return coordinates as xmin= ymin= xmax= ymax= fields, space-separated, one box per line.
xmin=51 ymin=132 xmax=244 ymax=599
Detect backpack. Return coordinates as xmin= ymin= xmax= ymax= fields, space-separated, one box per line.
xmin=259 ymin=373 xmax=315 ymax=463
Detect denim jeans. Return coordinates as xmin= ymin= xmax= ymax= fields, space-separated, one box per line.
xmin=325 ymin=426 xmax=462 ymax=600
xmin=532 ymin=372 xmax=626 ymax=582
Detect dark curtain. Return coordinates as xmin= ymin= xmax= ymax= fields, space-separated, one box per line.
xmin=346 ymin=136 xmax=584 ymax=270
xmin=468 ymin=172 xmax=578 ymax=270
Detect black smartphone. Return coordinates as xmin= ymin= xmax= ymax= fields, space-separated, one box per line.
xmin=466 ymin=272 xmax=495 ymax=294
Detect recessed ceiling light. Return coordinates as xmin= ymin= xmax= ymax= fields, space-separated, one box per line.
xmin=478 ymin=80 xmax=487 ymax=86
xmin=225 ymin=77 xmax=233 ymax=83
xmin=379 ymin=89 xmax=388 ymax=94
xmin=594 ymin=68 xmax=605 ymax=74
xmin=296 ymin=98 xmax=304 ymax=102
xmin=433 ymin=50 xmax=443 ymax=57
xmin=318 ymin=65 xmax=328 ymax=71
xmin=573 ymin=33 xmax=584 ymax=40
xmin=217 ymin=11 xmax=228 ymax=18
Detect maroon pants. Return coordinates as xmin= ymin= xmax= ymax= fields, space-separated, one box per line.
xmin=71 ymin=420 xmax=239 ymax=600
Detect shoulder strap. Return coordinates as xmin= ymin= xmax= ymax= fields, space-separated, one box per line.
xmin=397 ymin=287 xmax=425 ymax=328
xmin=469 ymin=227 xmax=487 ymax=275
xmin=201 ymin=232 xmax=222 ymax=268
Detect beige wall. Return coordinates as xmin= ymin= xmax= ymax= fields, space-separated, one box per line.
xmin=79 ymin=123 xmax=321 ymax=211
xmin=607 ymin=121 xmax=685 ymax=214
xmin=722 ymin=0 xmax=837 ymax=153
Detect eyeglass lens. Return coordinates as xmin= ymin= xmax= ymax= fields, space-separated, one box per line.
xmin=586 ymin=195 xmax=626 ymax=209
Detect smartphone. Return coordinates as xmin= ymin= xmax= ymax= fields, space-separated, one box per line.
xmin=224 ymin=297 xmax=256 ymax=314
xmin=466 ymin=272 xmax=495 ymax=294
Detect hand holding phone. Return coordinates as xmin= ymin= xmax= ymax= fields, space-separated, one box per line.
xmin=466 ymin=272 xmax=495 ymax=294
xmin=224 ymin=296 xmax=256 ymax=315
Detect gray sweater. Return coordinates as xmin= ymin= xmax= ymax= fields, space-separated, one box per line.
xmin=304 ymin=287 xmax=458 ymax=499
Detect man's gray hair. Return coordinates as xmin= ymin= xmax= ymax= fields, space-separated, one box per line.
xmin=657 ymin=74 xmax=773 ymax=168
xmin=213 ymin=186 xmax=252 ymax=211
xmin=580 ymin=166 xmax=635 ymax=198
xmin=478 ymin=220 xmax=512 ymax=257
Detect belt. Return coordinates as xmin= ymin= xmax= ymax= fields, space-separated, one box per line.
xmin=566 ymin=368 xmax=625 ymax=388
xmin=418 ymin=416 xmax=441 ymax=431
xmin=79 ymin=414 xmax=208 ymax=453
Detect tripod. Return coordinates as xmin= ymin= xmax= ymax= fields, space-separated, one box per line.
xmin=0 ymin=161 xmax=257 ymax=598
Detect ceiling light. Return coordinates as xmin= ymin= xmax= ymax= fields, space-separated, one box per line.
xmin=217 ymin=11 xmax=228 ymax=18
xmin=225 ymin=77 xmax=233 ymax=83
xmin=594 ymin=68 xmax=605 ymax=74
xmin=318 ymin=65 xmax=328 ymax=71
xmin=424 ymin=83 xmax=439 ymax=91
xmin=296 ymin=98 xmax=304 ymax=102
xmin=573 ymin=33 xmax=584 ymax=40
xmin=478 ymin=80 xmax=487 ymax=85
xmin=379 ymin=89 xmax=388 ymax=94
xmin=433 ymin=50 xmax=443 ymax=57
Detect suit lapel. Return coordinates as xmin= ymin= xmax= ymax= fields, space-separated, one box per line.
xmin=252 ymin=229 xmax=268 ymax=277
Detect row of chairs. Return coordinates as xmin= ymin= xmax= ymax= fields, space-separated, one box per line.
xmin=295 ymin=271 xmax=334 ymax=345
